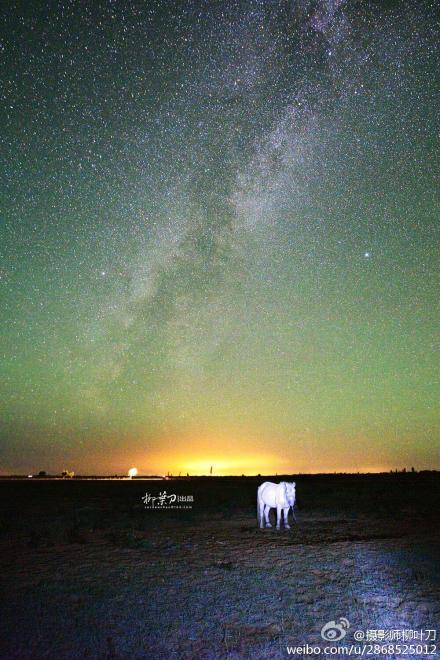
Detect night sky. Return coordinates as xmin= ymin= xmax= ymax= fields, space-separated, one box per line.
xmin=1 ymin=0 xmax=438 ymax=475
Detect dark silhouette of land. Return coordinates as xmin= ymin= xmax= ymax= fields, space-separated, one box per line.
xmin=0 ymin=473 xmax=439 ymax=658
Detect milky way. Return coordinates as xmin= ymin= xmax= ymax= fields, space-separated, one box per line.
xmin=1 ymin=0 xmax=438 ymax=474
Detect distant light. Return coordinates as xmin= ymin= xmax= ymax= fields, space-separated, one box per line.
xmin=28 ymin=474 xmax=33 ymax=478
xmin=364 ymin=252 xmax=371 ymax=258
xmin=128 ymin=467 xmax=138 ymax=478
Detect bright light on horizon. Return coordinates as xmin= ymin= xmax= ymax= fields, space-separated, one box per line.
xmin=169 ymin=454 xmax=288 ymax=476
xmin=128 ymin=467 xmax=138 ymax=478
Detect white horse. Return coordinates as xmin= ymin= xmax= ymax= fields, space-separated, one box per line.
xmin=257 ymin=481 xmax=296 ymax=529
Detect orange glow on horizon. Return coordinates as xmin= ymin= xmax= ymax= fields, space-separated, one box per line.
xmin=132 ymin=429 xmax=394 ymax=475
xmin=27 ymin=426 xmax=426 ymax=476
xmin=147 ymin=458 xmax=392 ymax=476
xmin=169 ymin=454 xmax=281 ymax=476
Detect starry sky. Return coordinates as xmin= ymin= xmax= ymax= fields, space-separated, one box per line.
xmin=1 ymin=0 xmax=438 ymax=475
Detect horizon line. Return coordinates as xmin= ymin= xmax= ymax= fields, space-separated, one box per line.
xmin=1 ymin=468 xmax=438 ymax=480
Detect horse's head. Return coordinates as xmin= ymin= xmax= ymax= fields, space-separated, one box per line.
xmin=284 ymin=481 xmax=296 ymax=507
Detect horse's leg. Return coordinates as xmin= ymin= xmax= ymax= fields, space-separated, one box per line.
xmin=276 ymin=505 xmax=281 ymax=530
xmin=283 ymin=507 xmax=290 ymax=529
xmin=259 ymin=496 xmax=265 ymax=528
xmin=264 ymin=505 xmax=272 ymax=527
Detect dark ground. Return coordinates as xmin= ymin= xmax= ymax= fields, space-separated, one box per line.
xmin=0 ymin=473 xmax=439 ymax=659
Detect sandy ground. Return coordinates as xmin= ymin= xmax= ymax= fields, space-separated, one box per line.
xmin=0 ymin=477 xmax=439 ymax=659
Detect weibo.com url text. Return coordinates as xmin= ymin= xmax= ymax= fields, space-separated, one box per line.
xmin=287 ymin=643 xmax=438 ymax=656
